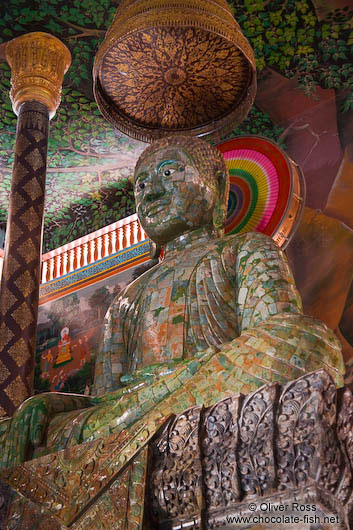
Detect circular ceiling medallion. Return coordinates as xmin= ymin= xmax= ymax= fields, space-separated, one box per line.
xmin=94 ymin=0 xmax=256 ymax=142
xmin=100 ymin=27 xmax=251 ymax=131
xmin=164 ymin=67 xmax=186 ymax=86
xmin=217 ymin=136 xmax=306 ymax=248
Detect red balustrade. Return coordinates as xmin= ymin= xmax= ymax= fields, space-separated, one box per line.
xmin=40 ymin=214 xmax=147 ymax=284
xmin=0 ymin=214 xmax=147 ymax=285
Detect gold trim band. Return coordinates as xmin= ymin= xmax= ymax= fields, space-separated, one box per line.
xmin=6 ymin=32 xmax=71 ymax=119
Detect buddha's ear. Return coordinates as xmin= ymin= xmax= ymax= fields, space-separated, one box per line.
xmin=216 ymin=169 xmax=226 ymax=185
xmin=212 ymin=170 xmax=229 ymax=238
xmin=148 ymin=239 xmax=161 ymax=259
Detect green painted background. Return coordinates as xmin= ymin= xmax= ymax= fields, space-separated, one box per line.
xmin=0 ymin=0 xmax=351 ymax=251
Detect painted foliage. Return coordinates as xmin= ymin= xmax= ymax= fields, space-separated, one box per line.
xmin=0 ymin=0 xmax=351 ymax=250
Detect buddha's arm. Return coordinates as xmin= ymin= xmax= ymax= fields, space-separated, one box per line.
xmin=92 ymin=297 xmax=128 ymax=396
xmin=0 ymin=289 xmax=128 ymax=467
xmin=0 ymin=392 xmax=91 ymax=467
xmin=232 ymin=231 xmax=302 ymax=330
xmin=224 ymin=232 xmax=345 ymax=386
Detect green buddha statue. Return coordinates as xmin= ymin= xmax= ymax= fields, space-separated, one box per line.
xmin=0 ymin=135 xmax=344 ymax=469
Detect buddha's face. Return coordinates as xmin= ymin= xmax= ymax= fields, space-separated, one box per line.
xmin=134 ymin=146 xmax=218 ymax=246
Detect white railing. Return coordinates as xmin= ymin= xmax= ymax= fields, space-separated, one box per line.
xmin=0 ymin=214 xmax=148 ymax=285
xmin=40 ymin=213 xmax=147 ymax=284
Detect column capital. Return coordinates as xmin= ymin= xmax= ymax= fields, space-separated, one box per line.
xmin=5 ymin=32 xmax=71 ymax=119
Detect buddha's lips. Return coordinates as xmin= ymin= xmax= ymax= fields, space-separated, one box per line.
xmin=146 ymin=201 xmax=169 ymax=216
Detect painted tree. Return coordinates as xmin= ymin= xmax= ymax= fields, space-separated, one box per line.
xmin=88 ymin=286 xmax=112 ymax=322
xmin=6 ymin=0 xmax=349 ymax=249
xmin=46 ymin=293 xmax=81 ymax=335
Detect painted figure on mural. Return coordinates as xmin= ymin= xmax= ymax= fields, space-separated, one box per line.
xmin=54 ymin=326 xmax=73 ymax=367
xmin=0 ymin=135 xmax=344 ymax=467
xmin=41 ymin=349 xmax=53 ymax=378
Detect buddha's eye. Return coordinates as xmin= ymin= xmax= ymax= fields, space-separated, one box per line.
xmin=139 ymin=182 xmax=145 ymax=190
xmin=163 ymin=167 xmax=179 ymax=177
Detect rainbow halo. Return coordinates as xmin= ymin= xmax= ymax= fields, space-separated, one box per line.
xmin=217 ymin=136 xmax=305 ymax=247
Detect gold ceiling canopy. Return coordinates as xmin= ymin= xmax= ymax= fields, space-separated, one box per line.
xmin=93 ymin=0 xmax=256 ymax=142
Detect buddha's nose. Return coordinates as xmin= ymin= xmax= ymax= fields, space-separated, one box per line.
xmin=146 ymin=175 xmax=165 ymax=201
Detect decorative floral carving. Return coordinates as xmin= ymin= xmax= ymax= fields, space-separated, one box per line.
xmin=336 ymin=387 xmax=353 ymax=504
xmin=318 ymin=373 xmax=342 ymax=494
xmin=276 ymin=371 xmax=344 ymax=495
xmin=149 ymin=407 xmax=203 ymax=528
xmin=238 ymin=382 xmax=277 ymax=497
xmin=4 ymin=371 xmax=353 ymax=528
xmin=276 ymin=372 xmax=318 ymax=490
xmin=201 ymin=396 xmax=241 ymax=510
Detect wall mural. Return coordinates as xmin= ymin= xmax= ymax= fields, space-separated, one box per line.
xmin=0 ymin=0 xmax=352 ymax=384
xmin=34 ymin=260 xmax=153 ymax=394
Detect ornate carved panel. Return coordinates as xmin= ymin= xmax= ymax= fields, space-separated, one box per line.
xmin=3 ymin=370 xmax=353 ymax=529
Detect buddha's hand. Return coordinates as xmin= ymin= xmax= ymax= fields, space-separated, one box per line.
xmin=91 ymin=359 xmax=185 ymax=405
xmin=1 ymin=392 xmax=91 ymax=467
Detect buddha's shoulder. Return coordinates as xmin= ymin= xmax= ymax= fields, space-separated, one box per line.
xmin=109 ymin=261 xmax=160 ymax=312
xmin=216 ymin=231 xmax=277 ymax=255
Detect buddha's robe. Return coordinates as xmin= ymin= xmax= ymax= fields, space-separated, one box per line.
xmin=37 ymin=230 xmax=344 ymax=455
xmin=0 ymin=229 xmax=345 ymax=529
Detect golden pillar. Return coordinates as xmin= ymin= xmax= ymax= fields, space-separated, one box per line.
xmin=0 ymin=33 xmax=71 ymax=417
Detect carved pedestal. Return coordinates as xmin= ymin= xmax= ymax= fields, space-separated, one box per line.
xmin=0 ymin=481 xmax=12 ymax=530
xmin=1 ymin=370 xmax=353 ymax=529
xmin=148 ymin=370 xmax=353 ymax=529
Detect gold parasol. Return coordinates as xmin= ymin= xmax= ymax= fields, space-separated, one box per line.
xmin=93 ymin=0 xmax=256 ymax=142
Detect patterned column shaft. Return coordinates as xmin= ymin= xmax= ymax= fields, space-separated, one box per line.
xmin=0 ymin=101 xmax=49 ymax=417
xmin=0 ymin=33 xmax=71 ymax=417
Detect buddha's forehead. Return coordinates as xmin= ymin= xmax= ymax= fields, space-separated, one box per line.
xmin=136 ymin=146 xmax=193 ymax=173
xmin=134 ymin=140 xmax=222 ymax=193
